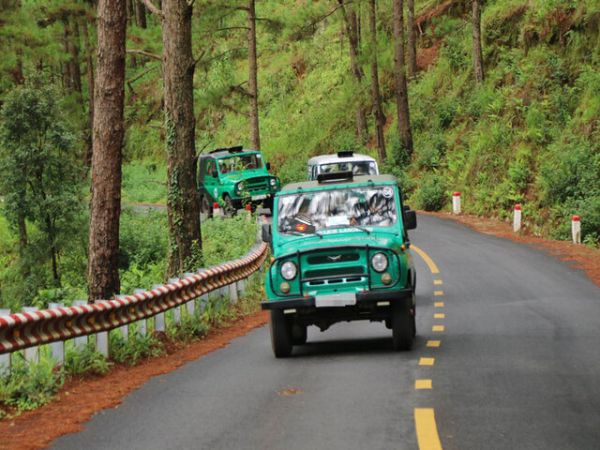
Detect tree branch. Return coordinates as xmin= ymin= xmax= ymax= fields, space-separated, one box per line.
xmin=127 ymin=49 xmax=162 ymax=61
xmin=141 ymin=0 xmax=163 ymax=17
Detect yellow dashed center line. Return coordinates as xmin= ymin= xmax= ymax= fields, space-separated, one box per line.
xmin=434 ymin=290 xmax=444 ymax=296
xmin=432 ymin=325 xmax=445 ymax=332
xmin=419 ymin=357 xmax=435 ymax=366
xmin=426 ymin=340 xmax=441 ymax=348
xmin=434 ymin=313 xmax=445 ymax=319
xmin=415 ymin=379 xmax=433 ymax=390
xmin=433 ymin=279 xmax=443 ymax=285
xmin=411 ymin=245 xmax=440 ymax=274
xmin=415 ymin=408 xmax=443 ymax=450
xmin=434 ymin=301 xmax=444 ymax=308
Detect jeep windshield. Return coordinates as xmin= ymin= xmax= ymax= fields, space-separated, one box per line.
xmin=277 ymin=186 xmax=397 ymax=235
xmin=218 ymin=154 xmax=263 ymax=173
xmin=320 ymin=161 xmax=377 ymax=176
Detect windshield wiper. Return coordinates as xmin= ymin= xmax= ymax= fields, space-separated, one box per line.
xmin=323 ymin=224 xmax=371 ymax=235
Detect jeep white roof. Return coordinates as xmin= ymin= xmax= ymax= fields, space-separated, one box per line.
xmin=307 ymin=152 xmax=377 ymax=166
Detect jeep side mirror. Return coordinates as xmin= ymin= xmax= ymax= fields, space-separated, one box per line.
xmin=404 ymin=210 xmax=417 ymax=230
xmin=266 ymin=162 xmax=271 ymax=171
xmin=261 ymin=223 xmax=272 ymax=243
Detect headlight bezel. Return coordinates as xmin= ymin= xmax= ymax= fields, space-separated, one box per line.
xmin=280 ymin=261 xmax=298 ymax=280
xmin=371 ymin=252 xmax=388 ymax=273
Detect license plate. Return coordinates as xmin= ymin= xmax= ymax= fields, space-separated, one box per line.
xmin=315 ymin=293 xmax=356 ymax=308
xmin=252 ymin=194 xmax=267 ymax=201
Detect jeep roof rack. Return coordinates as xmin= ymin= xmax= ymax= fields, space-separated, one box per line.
xmin=210 ymin=145 xmax=244 ymax=154
xmin=316 ymin=171 xmax=354 ymax=183
xmin=337 ymin=150 xmax=354 ymax=158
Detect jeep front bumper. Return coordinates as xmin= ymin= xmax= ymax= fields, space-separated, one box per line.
xmin=261 ymin=287 xmax=413 ymax=311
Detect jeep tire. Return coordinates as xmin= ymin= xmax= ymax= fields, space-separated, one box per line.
xmin=391 ymin=302 xmax=414 ymax=351
xmin=291 ymin=323 xmax=307 ymax=345
xmin=201 ymin=195 xmax=213 ymax=218
xmin=269 ymin=310 xmax=293 ymax=357
xmin=223 ymin=195 xmax=236 ymax=217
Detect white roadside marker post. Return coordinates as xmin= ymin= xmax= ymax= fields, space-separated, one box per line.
xmin=572 ymin=215 xmax=581 ymax=244
xmin=513 ymin=204 xmax=522 ymax=233
xmin=0 ymin=308 xmax=11 ymax=372
xmin=48 ymin=303 xmax=65 ymax=364
xmin=22 ymin=307 xmax=39 ymax=363
xmin=452 ymin=192 xmax=461 ymax=215
xmin=245 ymin=203 xmax=252 ymax=221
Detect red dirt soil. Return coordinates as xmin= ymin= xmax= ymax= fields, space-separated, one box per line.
xmin=422 ymin=211 xmax=600 ymax=288
xmin=0 ymin=311 xmax=269 ymax=450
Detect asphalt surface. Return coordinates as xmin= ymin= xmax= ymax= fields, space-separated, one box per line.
xmin=52 ymin=214 xmax=600 ymax=450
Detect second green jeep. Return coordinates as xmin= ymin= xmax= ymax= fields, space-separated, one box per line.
xmin=261 ymin=172 xmax=418 ymax=357
xmin=198 ymin=146 xmax=280 ymax=216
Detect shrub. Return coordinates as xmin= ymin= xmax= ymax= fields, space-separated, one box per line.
xmin=64 ymin=342 xmax=110 ymax=377
xmin=0 ymin=355 xmax=63 ymax=411
xmin=413 ymin=173 xmax=448 ymax=211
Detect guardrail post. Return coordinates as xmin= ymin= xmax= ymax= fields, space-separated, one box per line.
xmin=572 ymin=215 xmax=581 ymax=244
xmin=0 ymin=308 xmax=10 ymax=372
xmin=513 ymin=204 xmax=522 ymax=233
xmin=22 ymin=307 xmax=39 ymax=363
xmin=452 ymin=192 xmax=461 ymax=214
xmin=73 ymin=300 xmax=88 ymax=350
xmin=200 ymin=293 xmax=208 ymax=312
xmin=116 ymin=296 xmax=129 ymax=341
xmin=94 ymin=300 xmax=109 ymax=357
xmin=48 ymin=303 xmax=65 ymax=364
xmin=133 ymin=289 xmax=147 ymax=337
xmin=168 ymin=278 xmax=181 ymax=325
xmin=229 ymin=282 xmax=238 ymax=304
xmin=152 ymin=285 xmax=166 ymax=332
xmin=182 ymin=274 xmax=196 ymax=317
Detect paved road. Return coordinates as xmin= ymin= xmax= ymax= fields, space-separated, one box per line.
xmin=52 ymin=215 xmax=600 ymax=450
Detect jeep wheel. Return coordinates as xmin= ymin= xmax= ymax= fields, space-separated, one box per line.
xmin=269 ymin=310 xmax=293 ymax=358
xmin=223 ymin=195 xmax=236 ymax=217
xmin=201 ymin=195 xmax=213 ymax=218
xmin=391 ymin=302 xmax=414 ymax=351
xmin=291 ymin=324 xmax=307 ymax=345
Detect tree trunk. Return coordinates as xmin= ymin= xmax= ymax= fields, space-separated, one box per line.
xmin=338 ymin=0 xmax=368 ymax=144
xmin=81 ymin=19 xmax=95 ymax=168
xmin=368 ymin=0 xmax=386 ymax=162
xmin=162 ymin=0 xmax=202 ymax=276
xmin=472 ymin=0 xmax=484 ymax=84
xmin=248 ymin=0 xmax=260 ymax=150
xmin=407 ymin=0 xmax=417 ymax=80
xmin=392 ymin=0 xmax=413 ymax=159
xmin=17 ymin=211 xmax=27 ymax=256
xmin=63 ymin=16 xmax=83 ymax=94
xmin=135 ymin=0 xmax=147 ymax=28
xmin=87 ymin=0 xmax=127 ymax=302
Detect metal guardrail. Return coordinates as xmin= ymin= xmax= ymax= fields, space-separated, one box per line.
xmin=0 ymin=242 xmax=268 ymax=355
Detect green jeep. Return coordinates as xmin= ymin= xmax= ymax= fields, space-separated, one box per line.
xmin=198 ymin=146 xmax=280 ymax=216
xmin=261 ymin=172 xmax=418 ymax=357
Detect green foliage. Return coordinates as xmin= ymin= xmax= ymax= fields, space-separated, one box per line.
xmin=0 ymin=354 xmax=63 ymax=411
xmin=121 ymin=162 xmax=167 ymax=205
xmin=64 ymin=342 xmax=110 ymax=377
xmin=109 ymin=329 xmax=164 ymax=365
xmin=201 ymin=215 xmax=259 ymax=267
xmin=413 ymin=173 xmax=448 ymax=212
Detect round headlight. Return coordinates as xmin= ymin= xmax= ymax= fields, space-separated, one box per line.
xmin=270 ymin=178 xmax=277 ymax=186
xmin=281 ymin=261 xmax=297 ymax=280
xmin=371 ymin=252 xmax=388 ymax=272
xmin=237 ymin=181 xmax=245 ymax=192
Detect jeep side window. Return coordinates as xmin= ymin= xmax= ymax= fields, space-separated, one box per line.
xmin=206 ymin=160 xmax=217 ymax=177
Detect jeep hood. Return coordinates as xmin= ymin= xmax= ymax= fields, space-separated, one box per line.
xmin=220 ymin=169 xmax=271 ymax=184
xmin=274 ymin=229 xmax=403 ymax=257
